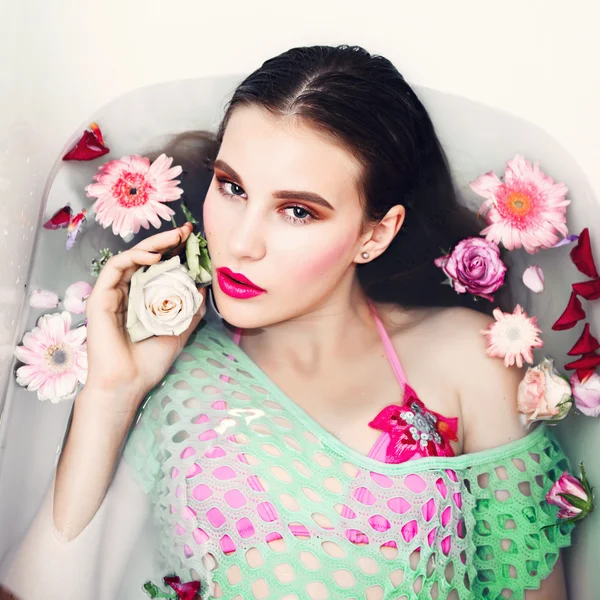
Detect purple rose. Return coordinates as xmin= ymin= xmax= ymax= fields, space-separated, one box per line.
xmin=434 ymin=237 xmax=507 ymax=301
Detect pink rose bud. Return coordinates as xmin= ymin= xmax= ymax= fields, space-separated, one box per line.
xmin=523 ymin=265 xmax=545 ymax=293
xmin=570 ymin=371 xmax=600 ymax=417
xmin=546 ymin=464 xmax=593 ymax=522
xmin=63 ymin=281 xmax=93 ymax=315
xmin=434 ymin=237 xmax=507 ymax=301
xmin=29 ymin=289 xmax=59 ymax=309
xmin=517 ymin=358 xmax=573 ymax=427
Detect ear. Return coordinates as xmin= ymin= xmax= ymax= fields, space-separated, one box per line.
xmin=355 ymin=204 xmax=406 ymax=263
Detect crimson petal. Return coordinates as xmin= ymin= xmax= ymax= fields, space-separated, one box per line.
xmin=570 ymin=228 xmax=599 ymax=279
xmin=552 ymin=291 xmax=587 ymax=331
xmin=572 ymin=278 xmax=600 ymax=301
xmin=564 ymin=352 xmax=600 ymax=371
xmin=577 ymin=367 xmax=597 ymax=383
xmin=170 ymin=581 xmax=201 ymax=600
xmin=43 ymin=205 xmax=72 ymax=229
xmin=63 ymin=123 xmax=110 ymax=161
xmin=568 ymin=323 xmax=600 ymax=356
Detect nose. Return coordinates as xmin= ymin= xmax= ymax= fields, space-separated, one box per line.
xmin=228 ymin=205 xmax=266 ymax=261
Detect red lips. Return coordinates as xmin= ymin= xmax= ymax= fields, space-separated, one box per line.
xmin=217 ymin=267 xmax=265 ymax=291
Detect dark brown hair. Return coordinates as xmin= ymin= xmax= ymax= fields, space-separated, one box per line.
xmin=151 ymin=45 xmax=513 ymax=315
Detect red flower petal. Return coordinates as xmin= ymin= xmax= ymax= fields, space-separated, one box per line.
xmin=572 ymin=279 xmax=600 ymax=301
xmin=568 ymin=323 xmax=600 ymax=356
xmin=173 ymin=581 xmax=201 ymax=600
xmin=164 ymin=576 xmax=200 ymax=600
xmin=43 ymin=205 xmax=72 ymax=229
xmin=89 ymin=122 xmax=105 ymax=146
xmin=564 ymin=352 xmax=600 ymax=371
xmin=552 ymin=291 xmax=587 ymax=331
xmin=62 ymin=123 xmax=110 ymax=161
xmin=577 ymin=367 xmax=597 ymax=383
xmin=570 ymin=228 xmax=599 ymax=279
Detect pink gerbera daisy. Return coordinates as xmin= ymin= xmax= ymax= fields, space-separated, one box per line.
xmin=480 ymin=304 xmax=544 ymax=368
xmin=470 ymin=154 xmax=570 ymax=254
xmin=85 ymin=153 xmax=183 ymax=238
xmin=14 ymin=311 xmax=87 ymax=403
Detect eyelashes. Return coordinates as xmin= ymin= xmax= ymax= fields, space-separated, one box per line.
xmin=214 ymin=177 xmax=319 ymax=225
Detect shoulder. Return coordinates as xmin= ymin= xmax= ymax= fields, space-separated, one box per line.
xmin=431 ymin=306 xmax=528 ymax=452
xmin=403 ymin=305 xmax=528 ymax=453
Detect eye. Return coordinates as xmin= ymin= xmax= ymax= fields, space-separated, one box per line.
xmin=281 ymin=205 xmax=318 ymax=225
xmin=215 ymin=177 xmax=246 ymax=199
xmin=215 ymin=175 xmax=318 ymax=225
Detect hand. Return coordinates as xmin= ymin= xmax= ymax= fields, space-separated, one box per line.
xmin=83 ymin=222 xmax=206 ymax=408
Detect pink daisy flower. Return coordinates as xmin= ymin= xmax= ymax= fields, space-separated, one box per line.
xmin=480 ymin=304 xmax=544 ymax=368
xmin=85 ymin=153 xmax=183 ymax=239
xmin=470 ymin=154 xmax=570 ymax=254
xmin=14 ymin=311 xmax=87 ymax=403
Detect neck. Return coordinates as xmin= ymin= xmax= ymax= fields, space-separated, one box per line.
xmin=231 ymin=278 xmax=379 ymax=373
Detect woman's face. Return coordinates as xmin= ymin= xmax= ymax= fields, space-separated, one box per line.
xmin=203 ymin=104 xmax=370 ymax=329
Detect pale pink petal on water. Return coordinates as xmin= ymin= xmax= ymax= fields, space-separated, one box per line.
xmin=469 ymin=171 xmax=503 ymax=198
xmin=15 ymin=345 xmax=44 ymax=365
xmin=29 ymin=289 xmax=59 ymax=309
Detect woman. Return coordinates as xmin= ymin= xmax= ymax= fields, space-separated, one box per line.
xmin=2 ymin=45 xmax=573 ymax=599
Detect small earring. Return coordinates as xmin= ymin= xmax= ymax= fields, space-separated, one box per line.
xmin=361 ymin=251 xmax=369 ymax=259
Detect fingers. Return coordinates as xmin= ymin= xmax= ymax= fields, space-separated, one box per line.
xmin=91 ymin=223 xmax=194 ymax=295
xmin=133 ymin=222 xmax=193 ymax=253
xmin=91 ymin=249 xmax=162 ymax=295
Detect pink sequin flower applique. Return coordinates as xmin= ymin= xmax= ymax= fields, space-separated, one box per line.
xmin=368 ymin=392 xmax=458 ymax=463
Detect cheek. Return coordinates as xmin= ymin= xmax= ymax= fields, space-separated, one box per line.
xmin=203 ymin=191 xmax=229 ymax=245
xmin=294 ymin=234 xmax=357 ymax=282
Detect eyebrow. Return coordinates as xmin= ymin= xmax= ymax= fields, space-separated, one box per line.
xmin=213 ymin=159 xmax=335 ymax=211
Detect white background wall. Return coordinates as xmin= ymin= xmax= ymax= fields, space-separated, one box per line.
xmin=1 ymin=0 xmax=599 ymax=596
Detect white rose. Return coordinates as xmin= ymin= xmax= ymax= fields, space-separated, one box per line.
xmin=126 ymin=255 xmax=203 ymax=343
xmin=517 ymin=357 xmax=573 ymax=427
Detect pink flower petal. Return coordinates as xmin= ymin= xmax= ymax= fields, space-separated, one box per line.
xmin=86 ymin=153 xmax=183 ymax=237
xmin=29 ymin=289 xmax=59 ymax=309
xmin=63 ymin=281 xmax=93 ymax=314
xmin=14 ymin=312 xmax=88 ymax=403
xmin=571 ymin=372 xmax=600 ymax=417
xmin=522 ymin=265 xmax=544 ymax=293
xmin=14 ymin=345 xmax=45 ymax=365
xmin=472 ymin=155 xmax=570 ymax=254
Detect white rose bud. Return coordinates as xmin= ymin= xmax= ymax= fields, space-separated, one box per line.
xmin=126 ymin=256 xmax=203 ymax=343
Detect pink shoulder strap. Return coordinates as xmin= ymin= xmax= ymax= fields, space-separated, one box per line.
xmin=232 ymin=327 xmax=243 ymax=346
xmin=367 ymin=299 xmax=409 ymax=387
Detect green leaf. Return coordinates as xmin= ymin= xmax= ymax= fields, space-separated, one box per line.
xmin=185 ymin=233 xmax=212 ymax=284
xmin=558 ymin=492 xmax=588 ymax=511
xmin=180 ymin=199 xmax=198 ymax=225
xmin=90 ymin=248 xmax=114 ymax=277
xmin=143 ymin=582 xmax=161 ymax=598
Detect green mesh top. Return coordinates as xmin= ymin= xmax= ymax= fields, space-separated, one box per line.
xmin=123 ymin=319 xmax=574 ymax=600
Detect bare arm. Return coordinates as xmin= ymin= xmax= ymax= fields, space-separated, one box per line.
xmin=1 ymin=223 xmax=205 ymax=599
xmin=446 ymin=308 xmax=568 ymax=600
xmin=0 ymin=387 xmax=145 ymax=600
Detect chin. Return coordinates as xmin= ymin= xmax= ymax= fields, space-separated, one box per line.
xmin=212 ymin=290 xmax=274 ymax=330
